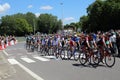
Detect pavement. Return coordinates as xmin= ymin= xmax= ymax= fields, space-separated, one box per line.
xmin=0 ymin=51 xmax=16 ymax=80
xmin=0 ymin=50 xmax=37 ymax=80
xmin=0 ymin=42 xmax=120 ymax=80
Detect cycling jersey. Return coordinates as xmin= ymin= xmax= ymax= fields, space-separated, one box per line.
xmin=41 ymin=39 xmax=45 ymax=45
xmin=97 ymin=37 xmax=104 ymax=46
xmin=61 ymin=38 xmax=65 ymax=47
xmin=52 ymin=39 xmax=56 ymax=46
xmin=47 ymin=38 xmax=51 ymax=46
xmin=69 ymin=40 xmax=74 ymax=46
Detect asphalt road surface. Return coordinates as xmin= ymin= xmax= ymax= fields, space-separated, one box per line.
xmin=3 ymin=42 xmax=120 ymax=80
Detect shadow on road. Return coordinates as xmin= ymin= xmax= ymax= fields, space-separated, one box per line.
xmin=72 ymin=63 xmax=107 ymax=68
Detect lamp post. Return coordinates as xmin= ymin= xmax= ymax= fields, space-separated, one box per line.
xmin=33 ymin=19 xmax=35 ymax=35
xmin=60 ymin=2 xmax=64 ymax=30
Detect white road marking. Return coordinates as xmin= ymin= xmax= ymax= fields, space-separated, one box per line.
xmin=34 ymin=56 xmax=50 ymax=61
xmin=27 ymin=52 xmax=32 ymax=54
xmin=3 ymin=50 xmax=9 ymax=56
xmin=6 ymin=48 xmax=23 ymax=51
xmin=65 ymin=55 xmax=68 ymax=59
xmin=21 ymin=57 xmax=35 ymax=63
xmin=44 ymin=56 xmax=55 ymax=59
xmin=8 ymin=59 xmax=19 ymax=64
xmin=8 ymin=59 xmax=44 ymax=80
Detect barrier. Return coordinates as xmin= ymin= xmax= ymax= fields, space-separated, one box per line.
xmin=0 ymin=40 xmax=17 ymax=50
xmin=8 ymin=42 xmax=11 ymax=46
xmin=0 ymin=45 xmax=3 ymax=50
xmin=10 ymin=40 xmax=14 ymax=45
xmin=4 ymin=44 xmax=7 ymax=49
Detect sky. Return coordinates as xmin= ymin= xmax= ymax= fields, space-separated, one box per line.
xmin=0 ymin=0 xmax=95 ymax=25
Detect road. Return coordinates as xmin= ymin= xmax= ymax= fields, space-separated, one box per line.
xmin=3 ymin=42 xmax=120 ymax=80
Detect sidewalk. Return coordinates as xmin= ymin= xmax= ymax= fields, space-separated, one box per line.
xmin=0 ymin=51 xmax=16 ymax=80
xmin=0 ymin=51 xmax=36 ymax=80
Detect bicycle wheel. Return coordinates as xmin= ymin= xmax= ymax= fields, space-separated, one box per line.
xmin=48 ymin=48 xmax=53 ymax=55
xmin=93 ymin=52 xmax=101 ymax=65
xmin=31 ymin=45 xmax=34 ymax=52
xmin=25 ymin=43 xmax=27 ymax=49
xmin=44 ymin=48 xmax=49 ymax=56
xmin=104 ymin=54 xmax=115 ymax=67
xmin=40 ymin=46 xmax=44 ymax=54
xmin=79 ymin=52 xmax=87 ymax=65
xmin=60 ymin=50 xmax=65 ymax=60
xmin=55 ymin=49 xmax=59 ymax=59
xmin=74 ymin=50 xmax=80 ymax=61
xmin=46 ymin=48 xmax=50 ymax=56
xmin=67 ymin=50 xmax=72 ymax=59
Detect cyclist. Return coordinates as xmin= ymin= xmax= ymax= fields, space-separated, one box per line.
xmin=116 ymin=31 xmax=120 ymax=57
xmin=41 ymin=36 xmax=46 ymax=50
xmin=26 ymin=35 xmax=32 ymax=49
xmin=61 ymin=36 xmax=65 ymax=48
xmin=69 ymin=35 xmax=75 ymax=52
xmin=74 ymin=34 xmax=80 ymax=50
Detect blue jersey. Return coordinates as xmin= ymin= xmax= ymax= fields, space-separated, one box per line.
xmin=48 ymin=39 xmax=51 ymax=46
xmin=75 ymin=37 xmax=80 ymax=42
xmin=93 ymin=34 xmax=97 ymax=41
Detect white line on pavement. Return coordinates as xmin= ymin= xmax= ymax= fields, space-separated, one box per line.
xmin=21 ymin=57 xmax=35 ymax=63
xmin=8 ymin=59 xmax=44 ymax=80
xmin=27 ymin=52 xmax=32 ymax=54
xmin=8 ymin=59 xmax=19 ymax=65
xmin=34 ymin=56 xmax=50 ymax=61
xmin=6 ymin=48 xmax=23 ymax=51
xmin=44 ymin=56 xmax=55 ymax=59
xmin=3 ymin=50 xmax=9 ymax=56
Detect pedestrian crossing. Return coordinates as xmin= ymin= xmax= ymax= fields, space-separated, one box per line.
xmin=8 ymin=55 xmax=57 ymax=65
xmin=33 ymin=56 xmax=50 ymax=61
xmin=21 ymin=57 xmax=36 ymax=63
xmin=6 ymin=48 xmax=23 ymax=51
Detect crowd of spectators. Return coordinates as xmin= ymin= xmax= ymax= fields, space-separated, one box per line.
xmin=0 ymin=35 xmax=17 ymax=50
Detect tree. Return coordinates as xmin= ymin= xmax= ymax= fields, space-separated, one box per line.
xmin=14 ymin=18 xmax=32 ymax=36
xmin=0 ymin=14 xmax=33 ymax=36
xmin=64 ymin=22 xmax=81 ymax=32
xmin=80 ymin=15 xmax=90 ymax=32
xmin=37 ymin=13 xmax=62 ymax=33
xmin=25 ymin=12 xmax=37 ymax=33
xmin=0 ymin=15 xmax=16 ymax=35
xmin=80 ymin=0 xmax=120 ymax=32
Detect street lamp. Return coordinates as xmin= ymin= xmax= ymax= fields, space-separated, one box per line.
xmin=60 ymin=2 xmax=64 ymax=30
xmin=33 ymin=19 xmax=35 ymax=35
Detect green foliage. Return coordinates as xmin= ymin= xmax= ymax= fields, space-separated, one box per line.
xmin=80 ymin=0 xmax=120 ymax=32
xmin=0 ymin=15 xmax=16 ymax=35
xmin=37 ymin=13 xmax=62 ymax=34
xmin=0 ymin=12 xmax=62 ymax=36
xmin=25 ymin=12 xmax=36 ymax=30
xmin=64 ymin=22 xmax=81 ymax=32
xmin=80 ymin=15 xmax=89 ymax=32
xmin=14 ymin=18 xmax=32 ymax=36
xmin=0 ymin=13 xmax=33 ymax=36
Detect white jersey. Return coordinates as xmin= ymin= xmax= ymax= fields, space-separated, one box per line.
xmin=109 ymin=35 xmax=116 ymax=43
xmin=52 ymin=40 xmax=56 ymax=46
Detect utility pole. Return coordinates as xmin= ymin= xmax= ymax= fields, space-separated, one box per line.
xmin=60 ymin=2 xmax=64 ymax=30
xmin=33 ymin=19 xmax=35 ymax=35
